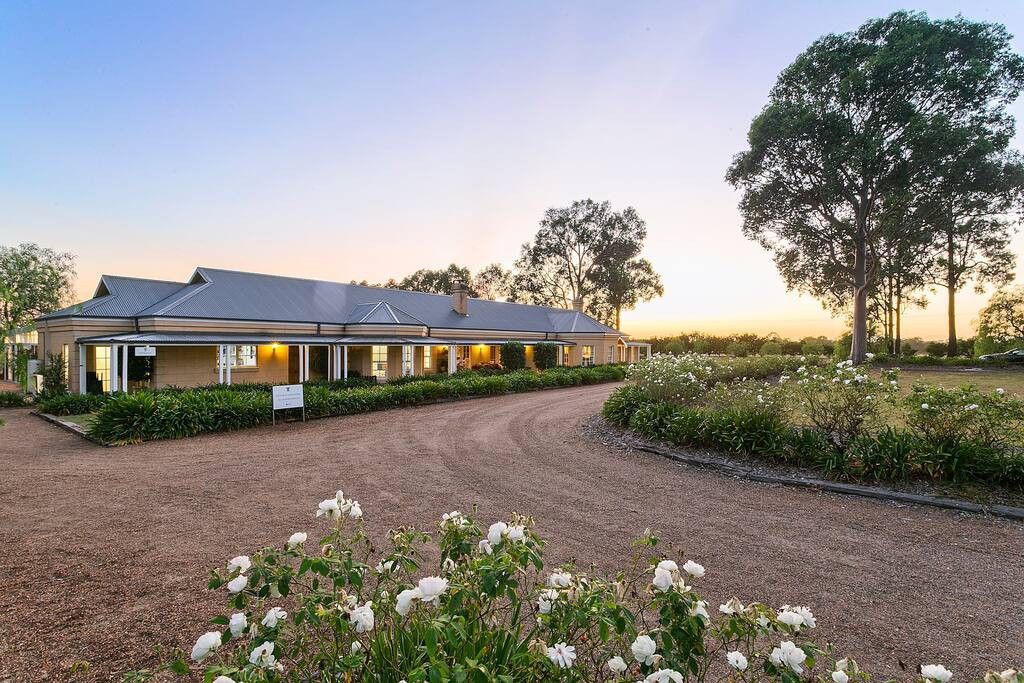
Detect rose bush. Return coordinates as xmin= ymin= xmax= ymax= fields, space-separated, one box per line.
xmin=790 ymin=361 xmax=900 ymax=447
xmin=126 ymin=494 xmax=1021 ymax=683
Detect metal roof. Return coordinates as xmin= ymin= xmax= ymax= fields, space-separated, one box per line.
xmin=45 ymin=266 xmax=622 ymax=336
xmin=77 ymin=332 xmax=575 ymax=346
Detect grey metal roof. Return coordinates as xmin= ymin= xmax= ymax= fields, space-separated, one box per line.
xmin=47 ymin=267 xmax=622 ymax=335
xmin=39 ymin=275 xmax=186 ymax=320
xmin=78 ymin=332 xmax=487 ymax=346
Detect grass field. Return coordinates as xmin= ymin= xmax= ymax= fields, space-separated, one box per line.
xmin=887 ymin=365 xmax=1024 ymax=397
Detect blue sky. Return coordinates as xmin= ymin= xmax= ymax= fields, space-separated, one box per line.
xmin=3 ymin=1 xmax=1023 ymax=338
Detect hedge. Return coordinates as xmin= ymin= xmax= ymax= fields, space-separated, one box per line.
xmin=603 ymin=387 xmax=1024 ymax=488
xmin=89 ymin=365 xmax=626 ymax=445
xmin=36 ymin=393 xmax=109 ymax=416
xmin=0 ymin=391 xmax=28 ymax=408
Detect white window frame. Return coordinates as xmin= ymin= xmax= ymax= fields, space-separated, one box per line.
xmin=232 ymin=344 xmax=258 ymax=368
xmin=372 ymin=345 xmax=388 ymax=380
xmin=422 ymin=345 xmax=431 ymax=370
xmin=581 ymin=345 xmax=594 ymax=367
xmin=62 ymin=343 xmax=70 ymax=382
xmin=94 ymin=346 xmax=111 ymax=392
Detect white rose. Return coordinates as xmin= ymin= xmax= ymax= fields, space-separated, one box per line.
xmin=833 ymin=670 xmax=850 ymax=683
xmin=546 ymin=642 xmax=576 ymax=668
xmin=377 ymin=559 xmax=396 ymax=573
xmin=261 ymin=606 xmax=287 ymax=629
xmin=719 ymin=597 xmax=743 ymax=615
xmin=212 ymin=677 xmax=236 ymax=683
xmin=645 ymin=669 xmax=684 ymax=683
xmin=349 ymin=601 xmax=375 ymax=632
xmin=227 ymin=574 xmax=248 ymax=593
xmin=348 ymin=501 xmax=363 ymax=519
xmin=191 ymin=630 xmax=222 ymax=662
xmin=395 ymin=588 xmax=421 ymax=617
xmin=506 ymin=525 xmax=526 ymax=542
xmin=793 ymin=606 xmax=815 ymax=628
xmin=727 ymin=651 xmax=748 ymax=671
xmin=487 ymin=522 xmax=507 ymax=546
xmin=287 ymin=532 xmax=307 ymax=548
xmin=478 ymin=539 xmax=493 ymax=555
xmin=652 ymin=567 xmax=673 ymax=592
xmin=547 ymin=570 xmax=571 ymax=588
xmin=417 ymin=576 xmax=449 ymax=604
xmin=229 ymin=612 xmax=247 ymax=637
xmin=921 ymin=664 xmax=953 ymax=682
xmin=690 ymin=600 xmax=709 ymax=621
xmin=351 ymin=640 xmax=363 ymax=653
xmin=317 ymin=498 xmax=341 ymax=519
xmin=996 ymin=388 xmax=1005 ymax=395
xmin=777 ymin=609 xmax=804 ymax=628
xmin=682 ymin=560 xmax=705 ymax=578
xmin=249 ymin=641 xmax=277 ymax=668
xmin=770 ymin=640 xmax=807 ymax=674
xmin=631 ymin=634 xmax=658 ymax=665
xmin=227 ymin=555 xmax=251 ymax=574
xmin=656 ymin=559 xmax=678 ymax=573
xmin=607 ymin=655 xmax=628 ymax=673
xmin=537 ymin=588 xmax=559 ymax=614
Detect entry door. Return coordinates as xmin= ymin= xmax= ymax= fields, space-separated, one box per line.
xmin=288 ymin=346 xmax=300 ymax=383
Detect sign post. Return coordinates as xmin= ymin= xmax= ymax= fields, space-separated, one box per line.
xmin=271 ymin=384 xmax=305 ymax=425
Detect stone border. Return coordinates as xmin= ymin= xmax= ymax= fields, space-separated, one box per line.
xmin=604 ymin=423 xmax=1024 ymax=522
xmin=33 ymin=411 xmax=110 ymax=447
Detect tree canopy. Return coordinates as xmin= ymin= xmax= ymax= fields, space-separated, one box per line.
xmin=727 ymin=11 xmax=1024 ymax=363
xmin=0 ymin=242 xmax=76 ymax=342
xmin=509 ymin=199 xmax=662 ymax=327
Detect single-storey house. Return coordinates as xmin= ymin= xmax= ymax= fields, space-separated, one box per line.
xmin=35 ymin=267 xmax=652 ymax=394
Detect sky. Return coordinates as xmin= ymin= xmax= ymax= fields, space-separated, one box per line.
xmin=2 ymin=1 xmax=1023 ymax=340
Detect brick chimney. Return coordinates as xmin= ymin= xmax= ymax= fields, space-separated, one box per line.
xmin=451 ymin=280 xmax=470 ymax=316
xmin=572 ymin=297 xmax=584 ymax=312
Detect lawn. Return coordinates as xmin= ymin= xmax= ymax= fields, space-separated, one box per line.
xmin=889 ymin=365 xmax=1024 ymax=396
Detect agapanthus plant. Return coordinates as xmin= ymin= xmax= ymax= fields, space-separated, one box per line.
xmin=126 ymin=492 xmax=1019 ymax=683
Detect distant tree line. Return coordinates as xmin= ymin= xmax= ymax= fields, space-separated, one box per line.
xmin=728 ymin=11 xmax=1024 ymax=363
xmin=354 ymin=199 xmax=664 ymax=330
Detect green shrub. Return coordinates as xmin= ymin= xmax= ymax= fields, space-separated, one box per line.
xmin=36 ymin=393 xmax=108 ymax=416
xmin=500 ymin=341 xmax=526 ymax=370
xmin=724 ymin=340 xmax=750 ymax=357
xmin=39 ymin=352 xmax=68 ymax=398
xmin=533 ymin=342 xmax=558 ymax=370
xmin=903 ymin=385 xmax=1024 ymax=452
xmin=758 ymin=341 xmax=783 ymax=355
xmin=0 ymin=391 xmax=28 ymax=408
xmin=791 ymin=362 xmax=899 ymax=447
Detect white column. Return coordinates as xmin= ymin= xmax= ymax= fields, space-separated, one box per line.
xmin=121 ymin=345 xmax=129 ymax=392
xmin=343 ymin=345 xmax=348 ymax=380
xmin=226 ymin=345 xmax=233 ymax=386
xmin=78 ymin=344 xmax=87 ymax=395
xmin=448 ymin=344 xmax=457 ymax=374
xmin=217 ymin=345 xmax=224 ymax=384
xmin=109 ymin=344 xmax=118 ymax=394
xmin=302 ymin=345 xmax=309 ymax=382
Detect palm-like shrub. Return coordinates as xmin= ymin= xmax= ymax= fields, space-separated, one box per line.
xmin=129 ymin=493 xmax=1011 ymax=683
xmin=500 ymin=342 xmax=527 ymax=370
xmin=534 ymin=342 xmax=559 ymax=370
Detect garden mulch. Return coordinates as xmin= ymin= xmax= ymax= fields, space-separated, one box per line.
xmin=0 ymin=388 xmax=1022 ymax=681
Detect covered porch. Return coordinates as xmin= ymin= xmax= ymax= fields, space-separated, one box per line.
xmin=621 ymin=340 xmax=653 ymax=364
xmin=74 ymin=333 xmax=575 ymax=394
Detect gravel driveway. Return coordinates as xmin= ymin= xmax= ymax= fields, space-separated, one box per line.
xmin=1 ymin=385 xmax=1021 ymax=680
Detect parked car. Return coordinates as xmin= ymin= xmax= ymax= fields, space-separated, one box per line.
xmin=978 ymin=348 xmax=1024 ymax=363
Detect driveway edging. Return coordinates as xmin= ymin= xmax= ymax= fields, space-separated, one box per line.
xmin=606 ymin=423 xmax=1024 ymax=522
xmin=33 ymin=411 xmax=110 ymax=446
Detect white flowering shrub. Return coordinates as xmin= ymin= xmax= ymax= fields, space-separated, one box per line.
xmin=627 ymin=353 xmax=718 ymax=403
xmin=905 ymin=385 xmax=1024 ymax=451
xmin=126 ymin=493 xmax=1020 ymax=683
xmin=790 ymin=362 xmax=900 ymax=447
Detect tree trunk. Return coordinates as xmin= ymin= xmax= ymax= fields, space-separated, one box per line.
xmin=615 ymin=306 xmax=621 ymax=331
xmin=895 ymin=291 xmax=902 ymax=357
xmin=851 ymin=230 xmax=869 ymax=365
xmin=946 ymin=232 xmax=957 ymax=357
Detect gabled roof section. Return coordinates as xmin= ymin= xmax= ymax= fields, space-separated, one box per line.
xmin=39 ymin=275 xmax=187 ymax=320
xmin=37 ymin=266 xmax=623 ymax=335
xmin=346 ymin=301 xmax=427 ymax=325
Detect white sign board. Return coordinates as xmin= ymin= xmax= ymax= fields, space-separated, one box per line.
xmin=272 ymin=384 xmax=304 ymax=410
xmin=135 ymin=346 xmax=156 ymax=357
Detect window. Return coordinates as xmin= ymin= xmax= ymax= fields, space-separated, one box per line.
xmin=581 ymin=345 xmax=594 ymax=366
xmin=372 ymin=345 xmax=388 ymax=380
xmin=62 ymin=344 xmax=70 ymax=382
xmin=94 ymin=346 xmax=111 ymax=392
xmin=607 ymin=345 xmax=614 ymax=364
xmin=232 ymin=345 xmax=257 ymax=368
xmin=422 ymin=345 xmax=431 ymax=370
xmin=402 ymin=345 xmax=413 ymax=376
xmin=490 ymin=345 xmax=500 ymax=364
